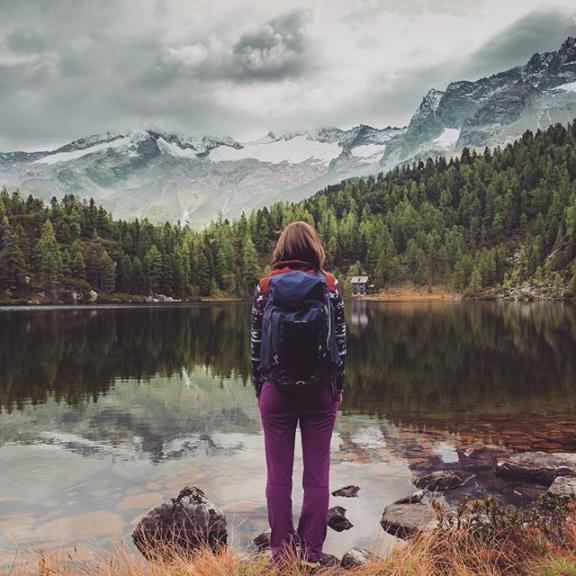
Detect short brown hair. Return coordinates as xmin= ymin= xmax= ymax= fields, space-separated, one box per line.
xmin=272 ymin=221 xmax=326 ymax=270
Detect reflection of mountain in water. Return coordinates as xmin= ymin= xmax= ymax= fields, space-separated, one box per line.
xmin=0 ymin=367 xmax=262 ymax=462
xmin=1 ymin=302 xmax=576 ymax=436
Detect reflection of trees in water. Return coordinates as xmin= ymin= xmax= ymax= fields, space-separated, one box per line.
xmin=2 ymin=302 xmax=576 ymax=427
xmin=345 ymin=302 xmax=576 ymax=421
xmin=0 ymin=304 xmax=252 ymax=413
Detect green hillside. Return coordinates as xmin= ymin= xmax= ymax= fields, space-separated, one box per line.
xmin=1 ymin=121 xmax=576 ymax=302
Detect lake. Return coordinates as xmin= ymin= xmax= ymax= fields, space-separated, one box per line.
xmin=1 ymin=301 xmax=576 ymax=563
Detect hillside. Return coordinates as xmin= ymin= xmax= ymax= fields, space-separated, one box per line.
xmin=0 ymin=37 xmax=575 ymax=225
xmin=1 ymin=121 xmax=576 ymax=303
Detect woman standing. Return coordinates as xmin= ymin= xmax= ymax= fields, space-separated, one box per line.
xmin=250 ymin=221 xmax=347 ymax=568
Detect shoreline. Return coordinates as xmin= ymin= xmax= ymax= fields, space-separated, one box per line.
xmin=356 ymin=285 xmax=462 ymax=302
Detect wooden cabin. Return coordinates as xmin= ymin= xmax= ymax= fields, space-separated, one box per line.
xmin=351 ymin=275 xmax=370 ymax=296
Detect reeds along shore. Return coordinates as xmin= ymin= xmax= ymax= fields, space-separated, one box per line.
xmin=10 ymin=499 xmax=576 ymax=576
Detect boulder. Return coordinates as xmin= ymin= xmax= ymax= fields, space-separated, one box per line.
xmin=252 ymin=532 xmax=271 ymax=551
xmin=332 ymin=485 xmax=360 ymax=498
xmin=547 ymin=476 xmax=576 ymax=497
xmin=380 ymin=503 xmax=437 ymax=539
xmin=496 ymin=452 xmax=576 ymax=485
xmin=319 ymin=552 xmax=340 ymax=567
xmin=415 ymin=470 xmax=466 ymax=491
xmin=88 ymin=289 xmax=98 ymax=303
xmin=394 ymin=490 xmax=425 ymax=505
xmin=132 ymin=486 xmax=227 ymax=560
xmin=340 ymin=547 xmax=379 ymax=569
xmin=328 ymin=506 xmax=353 ymax=532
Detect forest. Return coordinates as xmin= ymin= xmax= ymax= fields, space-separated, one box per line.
xmin=1 ymin=121 xmax=576 ymax=301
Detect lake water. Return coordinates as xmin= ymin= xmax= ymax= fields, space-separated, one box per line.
xmin=1 ymin=301 xmax=576 ymax=564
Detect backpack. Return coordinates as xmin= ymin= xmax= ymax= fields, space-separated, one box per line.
xmin=259 ymin=269 xmax=341 ymax=395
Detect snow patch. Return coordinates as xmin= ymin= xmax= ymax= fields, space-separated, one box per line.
xmin=33 ymin=134 xmax=141 ymax=164
xmin=157 ymin=137 xmax=198 ymax=159
xmin=352 ymin=143 xmax=387 ymax=162
xmin=552 ymin=81 xmax=576 ymax=93
xmin=433 ymin=128 xmax=461 ymax=147
xmin=209 ymin=134 xmax=341 ymax=164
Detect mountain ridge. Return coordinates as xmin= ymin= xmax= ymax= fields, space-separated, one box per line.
xmin=1 ymin=37 xmax=576 ymax=225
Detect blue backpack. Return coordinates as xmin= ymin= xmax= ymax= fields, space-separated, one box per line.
xmin=259 ymin=269 xmax=342 ymax=395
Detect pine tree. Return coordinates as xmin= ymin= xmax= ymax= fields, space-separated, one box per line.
xmin=35 ymin=220 xmax=62 ymax=288
xmin=70 ymin=241 xmax=86 ymax=280
xmin=0 ymin=218 xmax=27 ymax=290
xmin=144 ymin=245 xmax=162 ymax=293
xmin=241 ymin=235 xmax=260 ymax=295
xmin=197 ymin=247 xmax=213 ymax=296
xmin=97 ymin=249 xmax=116 ymax=292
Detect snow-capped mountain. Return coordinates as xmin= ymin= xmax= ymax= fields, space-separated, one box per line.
xmin=0 ymin=125 xmax=402 ymax=225
xmin=380 ymin=36 xmax=576 ymax=170
xmin=1 ymin=37 xmax=576 ymax=225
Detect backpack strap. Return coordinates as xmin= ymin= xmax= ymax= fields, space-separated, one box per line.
xmin=324 ymin=271 xmax=337 ymax=293
xmin=260 ymin=270 xmax=336 ymax=294
xmin=259 ymin=275 xmax=271 ymax=294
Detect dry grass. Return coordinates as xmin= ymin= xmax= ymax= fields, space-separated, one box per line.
xmin=7 ymin=501 xmax=576 ymax=576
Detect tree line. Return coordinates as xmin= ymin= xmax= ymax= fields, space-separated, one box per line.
xmin=1 ymin=121 xmax=576 ymax=300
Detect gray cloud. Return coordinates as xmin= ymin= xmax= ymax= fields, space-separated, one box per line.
xmin=232 ymin=11 xmax=310 ymax=81
xmin=458 ymin=10 xmax=576 ymax=80
xmin=166 ymin=10 xmax=312 ymax=83
xmin=0 ymin=1 xmax=574 ymax=151
xmin=328 ymin=8 xmax=576 ymax=131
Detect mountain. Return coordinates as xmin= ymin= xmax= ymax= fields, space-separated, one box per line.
xmin=380 ymin=37 xmax=576 ymax=170
xmin=0 ymin=125 xmax=403 ymax=226
xmin=1 ymin=37 xmax=576 ymax=225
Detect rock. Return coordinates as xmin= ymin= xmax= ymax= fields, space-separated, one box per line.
xmin=132 ymin=486 xmax=227 ymax=561
xmin=340 ymin=547 xmax=379 ymax=569
xmin=327 ymin=506 xmax=353 ymax=532
xmin=415 ymin=470 xmax=466 ymax=491
xmin=332 ymin=485 xmax=360 ymax=498
xmin=496 ymin=452 xmax=576 ymax=485
xmin=380 ymin=503 xmax=437 ymax=539
xmin=88 ymin=289 xmax=98 ymax=303
xmin=394 ymin=490 xmax=425 ymax=505
xmin=547 ymin=476 xmax=576 ymax=497
xmin=319 ymin=552 xmax=340 ymax=567
xmin=252 ymin=532 xmax=270 ymax=551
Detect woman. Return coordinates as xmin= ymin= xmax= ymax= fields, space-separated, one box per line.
xmin=250 ymin=221 xmax=347 ymax=568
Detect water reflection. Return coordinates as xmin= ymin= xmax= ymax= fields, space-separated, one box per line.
xmin=0 ymin=302 xmax=575 ymax=558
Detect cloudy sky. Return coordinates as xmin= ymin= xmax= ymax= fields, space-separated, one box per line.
xmin=1 ymin=0 xmax=576 ymax=151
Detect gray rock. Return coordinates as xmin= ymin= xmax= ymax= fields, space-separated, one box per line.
xmin=88 ymin=289 xmax=98 ymax=303
xmin=319 ymin=552 xmax=340 ymax=567
xmin=394 ymin=490 xmax=425 ymax=505
xmin=547 ymin=476 xmax=576 ymax=497
xmin=332 ymin=485 xmax=360 ymax=498
xmin=380 ymin=503 xmax=437 ymax=539
xmin=132 ymin=486 xmax=227 ymax=560
xmin=340 ymin=547 xmax=379 ymax=569
xmin=252 ymin=532 xmax=270 ymax=551
xmin=415 ymin=470 xmax=466 ymax=491
xmin=328 ymin=506 xmax=353 ymax=532
xmin=496 ymin=452 xmax=576 ymax=485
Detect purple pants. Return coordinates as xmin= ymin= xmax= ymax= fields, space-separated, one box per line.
xmin=258 ymin=380 xmax=338 ymax=562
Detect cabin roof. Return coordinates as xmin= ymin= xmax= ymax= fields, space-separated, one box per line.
xmin=351 ymin=276 xmax=369 ymax=284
